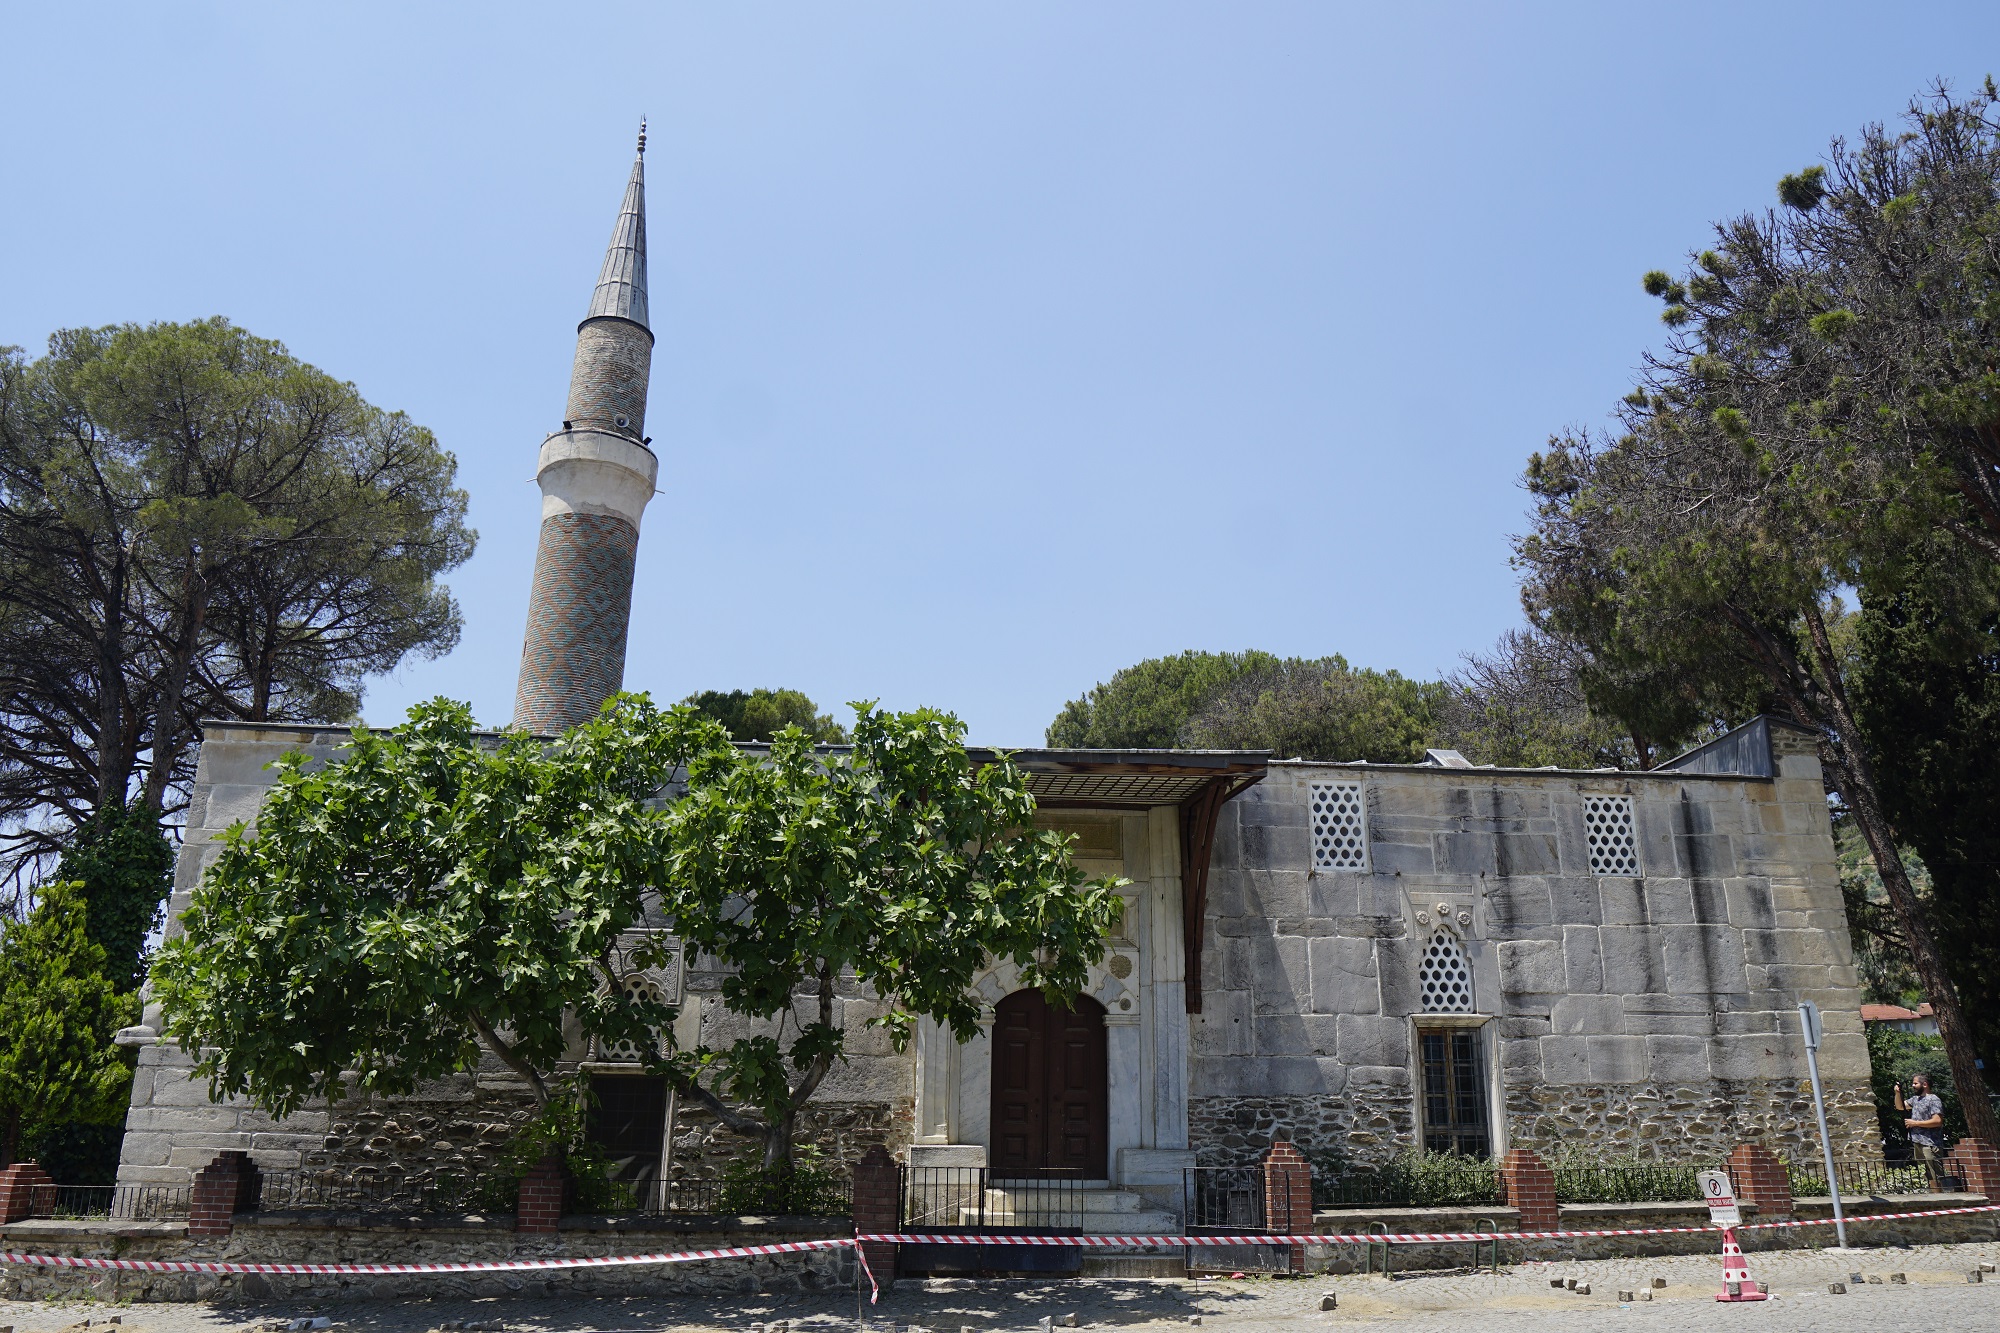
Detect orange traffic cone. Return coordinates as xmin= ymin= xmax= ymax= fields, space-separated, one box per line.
xmin=1715 ymin=1227 xmax=1768 ymax=1302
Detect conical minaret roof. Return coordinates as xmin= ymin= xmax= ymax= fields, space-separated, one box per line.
xmin=584 ymin=123 xmax=649 ymax=329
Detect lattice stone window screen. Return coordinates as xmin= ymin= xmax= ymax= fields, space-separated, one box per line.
xmin=1309 ymin=781 xmax=1369 ymax=872
xmin=1418 ymin=930 xmax=1475 ymax=1013
xmin=1582 ymin=794 xmax=1640 ymax=876
xmin=596 ymin=974 xmax=669 ymax=1063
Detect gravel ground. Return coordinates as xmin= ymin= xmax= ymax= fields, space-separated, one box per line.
xmin=3 ymin=1240 xmax=1996 ymax=1333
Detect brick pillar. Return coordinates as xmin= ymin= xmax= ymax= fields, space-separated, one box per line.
xmin=188 ymin=1151 xmax=261 ymax=1238
xmin=1497 ymin=1147 xmax=1557 ymax=1228
xmin=1262 ymin=1140 xmax=1315 ymax=1272
xmin=1944 ymin=1138 xmax=2000 ymax=1197
xmin=515 ymin=1151 xmax=569 ymax=1233
xmin=0 ymin=1162 xmax=54 ymax=1224
xmin=1727 ymin=1143 xmax=1792 ymax=1216
xmin=851 ymin=1145 xmax=901 ymax=1293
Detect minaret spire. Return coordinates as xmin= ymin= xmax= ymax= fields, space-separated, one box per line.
xmin=513 ymin=132 xmax=663 ymax=733
xmin=585 ymin=125 xmax=649 ymax=328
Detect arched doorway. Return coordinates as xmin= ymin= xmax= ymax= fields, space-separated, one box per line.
xmin=989 ymin=989 xmax=1108 ymax=1178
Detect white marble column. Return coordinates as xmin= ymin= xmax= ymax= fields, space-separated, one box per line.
xmin=1148 ymin=805 xmax=1191 ymax=1150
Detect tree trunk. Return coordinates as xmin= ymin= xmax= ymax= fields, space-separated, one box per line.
xmin=91 ymin=538 xmax=132 ymax=813
xmin=139 ymin=561 xmax=209 ymax=814
xmin=1796 ymin=605 xmax=2000 ymax=1146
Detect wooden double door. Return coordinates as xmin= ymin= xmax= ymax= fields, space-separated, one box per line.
xmin=989 ymin=989 xmax=1108 ymax=1178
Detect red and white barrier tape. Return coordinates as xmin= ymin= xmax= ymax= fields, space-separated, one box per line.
xmin=0 ymin=1237 xmax=853 ymax=1278
xmin=0 ymin=1201 xmax=1991 ymax=1308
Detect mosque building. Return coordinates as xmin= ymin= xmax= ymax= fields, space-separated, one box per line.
xmin=115 ymin=138 xmax=1875 ymax=1217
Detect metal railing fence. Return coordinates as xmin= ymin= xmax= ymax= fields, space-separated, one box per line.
xmin=901 ymin=1167 xmax=1085 ymax=1231
xmin=23 ymin=1183 xmax=189 ymax=1221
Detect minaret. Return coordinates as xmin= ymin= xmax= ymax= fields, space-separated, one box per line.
xmin=513 ymin=123 xmax=660 ymax=732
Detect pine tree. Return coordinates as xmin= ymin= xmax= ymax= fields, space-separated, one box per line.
xmin=0 ymin=882 xmax=137 ymax=1164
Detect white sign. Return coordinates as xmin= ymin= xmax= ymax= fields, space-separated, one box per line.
xmin=1700 ymin=1169 xmax=1742 ymax=1226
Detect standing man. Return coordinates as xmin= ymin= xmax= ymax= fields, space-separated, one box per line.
xmin=1896 ymin=1073 xmax=1948 ymax=1181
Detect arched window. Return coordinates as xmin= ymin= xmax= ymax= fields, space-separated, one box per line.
xmin=596 ymin=974 xmax=669 ymax=1062
xmin=1418 ymin=930 xmax=1474 ymax=1013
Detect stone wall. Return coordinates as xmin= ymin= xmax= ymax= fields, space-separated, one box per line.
xmin=670 ymin=1099 xmax=913 ymax=1178
xmin=1188 ymin=1088 xmax=1414 ymax=1172
xmin=297 ymin=1079 xmax=542 ymax=1183
xmin=1190 ymin=751 xmax=1877 ymax=1169
xmin=1502 ymin=1077 xmax=1877 ymax=1162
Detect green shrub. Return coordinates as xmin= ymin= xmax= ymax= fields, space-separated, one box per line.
xmin=715 ymin=1144 xmax=850 ymax=1215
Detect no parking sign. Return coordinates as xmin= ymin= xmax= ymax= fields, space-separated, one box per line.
xmin=1700 ymin=1169 xmax=1742 ymax=1226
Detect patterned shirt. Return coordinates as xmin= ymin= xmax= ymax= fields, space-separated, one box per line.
xmin=1909 ymin=1092 xmax=1946 ymax=1148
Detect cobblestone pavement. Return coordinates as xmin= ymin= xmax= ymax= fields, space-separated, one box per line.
xmin=1 ymin=1240 xmax=1996 ymax=1333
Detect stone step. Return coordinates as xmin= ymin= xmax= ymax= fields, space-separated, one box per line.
xmin=982 ymin=1187 xmax=1156 ymax=1213
xmin=973 ymin=1208 xmax=1182 ymax=1233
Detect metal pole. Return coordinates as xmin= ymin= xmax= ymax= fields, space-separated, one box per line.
xmin=1800 ymin=1002 xmax=1847 ymax=1248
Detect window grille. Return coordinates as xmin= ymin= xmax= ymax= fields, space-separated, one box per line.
xmin=1418 ymin=1027 xmax=1491 ymax=1157
xmin=1418 ymin=930 xmax=1474 ymax=1013
xmin=596 ymin=974 xmax=669 ymax=1063
xmin=1309 ymin=781 xmax=1368 ymax=872
xmin=1581 ymin=794 xmax=1639 ymax=876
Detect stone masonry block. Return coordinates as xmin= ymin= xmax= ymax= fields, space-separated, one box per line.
xmin=1494 ymin=833 xmax=1560 ymax=876
xmin=1562 ymin=925 xmax=1604 ymax=993
xmin=1675 ymin=833 xmax=1738 ymax=878
xmin=1485 ymin=883 xmax=1554 ymax=932
xmin=1637 ymin=880 xmax=1697 ymax=924
xmin=1724 ymin=878 xmax=1777 ymax=930
xmin=1497 ymin=939 xmax=1565 ymax=995
xmin=1661 ymin=924 xmax=1749 ymax=995
xmin=1308 ymin=937 xmax=1379 ymax=1016
xmin=1249 ymin=933 xmax=1310 ymax=1014
xmin=1596 ymin=878 xmax=1651 ymax=925
xmin=1587 ymin=1035 xmax=1648 ymax=1082
xmin=1193 ymin=988 xmax=1254 ymax=1057
xmin=1240 ymin=869 xmax=1312 ymax=919
xmin=1306 ymin=877 xmax=1361 ymax=919
xmin=1707 ymin=1033 xmax=1807 ymax=1081
xmin=201 ymin=784 xmax=274 ymax=830
xmin=1335 ymin=1014 xmax=1409 ymax=1069
xmin=1548 ymin=876 xmax=1602 ymax=925
xmin=1433 ymin=832 xmax=1497 ymax=876
xmin=1646 ymin=1034 xmax=1713 ymax=1081
xmin=1375 ymin=935 xmax=1422 ymax=1016
xmin=1540 ymin=1036 xmax=1592 ymax=1084
xmin=1599 ymin=927 xmax=1668 ymax=993
xmin=1551 ymin=994 xmax=1624 ymax=1036
xmin=1498 ymin=1036 xmax=1544 ymax=1080
xmin=1367 ymin=840 xmax=1434 ymax=874
xmin=1689 ymin=877 xmax=1730 ymax=925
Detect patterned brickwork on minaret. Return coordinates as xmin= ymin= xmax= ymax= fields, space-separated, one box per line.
xmin=514 ymin=126 xmax=660 ymax=733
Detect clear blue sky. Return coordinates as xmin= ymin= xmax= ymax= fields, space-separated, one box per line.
xmin=5 ymin=4 xmax=1996 ymax=745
